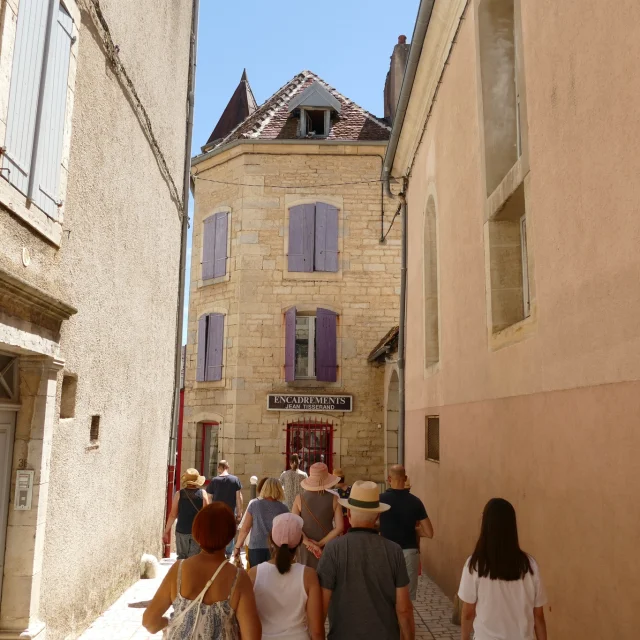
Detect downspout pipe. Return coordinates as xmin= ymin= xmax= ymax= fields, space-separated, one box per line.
xmin=165 ymin=0 xmax=199 ymax=557
xmin=382 ymin=0 xmax=435 ymax=195
xmin=382 ymin=0 xmax=434 ymax=464
xmin=397 ymin=181 xmax=408 ymax=465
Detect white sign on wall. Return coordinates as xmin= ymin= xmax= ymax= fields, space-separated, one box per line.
xmin=14 ymin=470 xmax=34 ymax=510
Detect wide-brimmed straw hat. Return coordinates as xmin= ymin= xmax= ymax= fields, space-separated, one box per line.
xmin=181 ymin=468 xmax=205 ymax=488
xmin=300 ymin=462 xmax=340 ymax=492
xmin=338 ymin=480 xmax=390 ymax=513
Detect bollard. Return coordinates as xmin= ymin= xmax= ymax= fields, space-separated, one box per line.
xmin=250 ymin=475 xmax=258 ymax=501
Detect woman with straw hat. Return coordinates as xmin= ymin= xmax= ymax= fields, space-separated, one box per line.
xmin=163 ymin=469 xmax=210 ymax=559
xmin=292 ymin=462 xmax=344 ymax=569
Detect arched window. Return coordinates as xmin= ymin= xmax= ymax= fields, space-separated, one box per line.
xmin=424 ymin=197 xmax=440 ymax=367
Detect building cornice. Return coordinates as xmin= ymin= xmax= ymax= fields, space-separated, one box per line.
xmin=0 ymin=268 xmax=77 ymax=329
xmin=191 ymin=138 xmax=388 ymax=171
xmin=385 ymin=0 xmax=468 ymax=180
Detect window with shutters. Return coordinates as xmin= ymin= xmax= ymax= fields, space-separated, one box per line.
xmin=196 ymin=313 xmax=225 ymax=382
xmin=0 ymin=0 xmax=78 ymax=239
xmin=202 ymin=210 xmax=230 ymax=282
xmin=285 ymin=307 xmax=338 ymax=382
xmin=287 ymin=202 xmax=339 ymax=273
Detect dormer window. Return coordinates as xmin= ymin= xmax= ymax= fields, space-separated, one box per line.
xmin=301 ymin=108 xmax=330 ymax=137
xmin=289 ymin=80 xmax=342 ymax=140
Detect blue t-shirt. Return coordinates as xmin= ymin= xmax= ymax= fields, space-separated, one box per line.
xmin=379 ymin=488 xmax=428 ymax=550
xmin=247 ymin=499 xmax=289 ymax=549
xmin=206 ymin=474 xmax=242 ymax=511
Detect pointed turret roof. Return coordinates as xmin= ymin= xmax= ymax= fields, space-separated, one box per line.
xmin=199 ymin=71 xmax=390 ymax=156
xmin=204 ymin=69 xmax=257 ymax=151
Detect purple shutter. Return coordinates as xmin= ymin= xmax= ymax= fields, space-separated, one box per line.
xmin=206 ymin=313 xmax=224 ymax=381
xmin=196 ymin=316 xmax=207 ymax=382
xmin=284 ymin=307 xmax=296 ymax=382
xmin=315 ymin=203 xmax=339 ymax=272
xmin=316 ymin=308 xmax=337 ymax=382
xmin=202 ymin=216 xmax=216 ymax=280
xmin=288 ymin=204 xmax=315 ymax=272
xmin=213 ymin=212 xmax=228 ymax=278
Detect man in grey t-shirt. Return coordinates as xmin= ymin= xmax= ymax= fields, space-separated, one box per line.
xmin=317 ymin=481 xmax=415 ymax=640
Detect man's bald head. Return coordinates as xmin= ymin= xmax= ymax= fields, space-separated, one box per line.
xmin=388 ymin=464 xmax=407 ymax=488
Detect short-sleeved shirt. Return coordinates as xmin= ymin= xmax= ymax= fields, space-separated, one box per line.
xmin=317 ymin=528 xmax=409 ymax=640
xmin=458 ymin=556 xmax=548 ymax=640
xmin=379 ymin=489 xmax=428 ymax=550
xmin=206 ymin=474 xmax=242 ymax=511
xmin=246 ymin=499 xmax=289 ymax=549
xmin=279 ymin=468 xmax=308 ymax=510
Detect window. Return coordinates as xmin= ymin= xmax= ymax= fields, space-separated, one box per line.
xmin=478 ymin=0 xmax=526 ymax=196
xmin=288 ymin=202 xmax=339 ymax=273
xmin=90 ymin=415 xmax=100 ymax=443
xmin=60 ymin=373 xmax=77 ymax=419
xmin=202 ymin=211 xmax=228 ymax=280
xmin=285 ymin=307 xmax=337 ymax=382
xmin=286 ymin=419 xmax=333 ymax=474
xmin=0 ymin=354 xmax=18 ymax=401
xmin=3 ymin=0 xmax=74 ymax=218
xmin=424 ymin=197 xmax=440 ymax=367
xmin=425 ymin=416 xmax=439 ymax=462
xmin=487 ymin=183 xmax=530 ymax=331
xmin=301 ymin=109 xmax=329 ymax=137
xmin=196 ymin=313 xmax=224 ymax=382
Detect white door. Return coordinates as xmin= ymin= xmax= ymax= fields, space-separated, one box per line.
xmin=0 ymin=410 xmax=16 ymax=598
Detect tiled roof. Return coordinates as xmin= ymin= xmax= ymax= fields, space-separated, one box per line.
xmin=204 ymin=71 xmax=391 ymax=152
xmin=368 ymin=326 xmax=399 ymax=362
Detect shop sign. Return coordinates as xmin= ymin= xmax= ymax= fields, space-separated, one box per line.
xmin=267 ymin=394 xmax=353 ymax=412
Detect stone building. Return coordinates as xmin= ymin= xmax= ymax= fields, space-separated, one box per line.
xmin=183 ymin=70 xmax=401 ymax=489
xmin=382 ymin=0 xmax=640 ymax=637
xmin=0 ymin=0 xmax=194 ymax=638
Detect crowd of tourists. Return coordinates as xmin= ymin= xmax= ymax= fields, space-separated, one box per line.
xmin=146 ymin=457 xmax=548 ymax=640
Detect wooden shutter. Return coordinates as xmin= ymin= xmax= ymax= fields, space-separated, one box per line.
xmin=315 ymin=203 xmax=339 ymax=272
xmin=206 ymin=313 xmax=224 ymax=381
xmin=202 ymin=216 xmax=216 ymax=280
xmin=288 ymin=204 xmax=315 ymax=272
xmin=315 ymin=308 xmax=337 ymax=382
xmin=284 ymin=307 xmax=296 ymax=382
xmin=196 ymin=315 xmax=207 ymax=382
xmin=213 ymin=212 xmax=228 ymax=278
xmin=32 ymin=2 xmax=73 ymax=218
xmin=2 ymin=0 xmax=51 ymax=196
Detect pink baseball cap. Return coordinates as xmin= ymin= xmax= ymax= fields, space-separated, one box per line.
xmin=271 ymin=513 xmax=304 ymax=548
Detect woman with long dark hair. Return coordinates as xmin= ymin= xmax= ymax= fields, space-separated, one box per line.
xmin=458 ymin=498 xmax=548 ymax=640
xmin=248 ymin=513 xmax=324 ymax=640
xmin=280 ymin=454 xmax=308 ymax=510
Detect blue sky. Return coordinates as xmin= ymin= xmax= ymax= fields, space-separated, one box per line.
xmin=182 ymin=0 xmax=420 ymax=343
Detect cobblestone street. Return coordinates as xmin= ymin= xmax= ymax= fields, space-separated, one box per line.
xmin=77 ymin=557 xmax=460 ymax=639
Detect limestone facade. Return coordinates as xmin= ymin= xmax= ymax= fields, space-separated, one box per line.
xmin=184 ymin=141 xmax=400 ymax=490
xmin=0 ymin=0 xmax=193 ymax=638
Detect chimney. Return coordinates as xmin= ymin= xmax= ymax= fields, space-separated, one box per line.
xmin=384 ymin=35 xmax=411 ymax=125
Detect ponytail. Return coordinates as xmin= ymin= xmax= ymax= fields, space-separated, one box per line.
xmin=274 ymin=542 xmax=296 ymax=574
xmin=290 ymin=453 xmax=299 ymax=471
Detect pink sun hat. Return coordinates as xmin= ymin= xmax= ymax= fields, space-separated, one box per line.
xmin=271 ymin=513 xmax=304 ymax=548
xmin=300 ymin=462 xmax=340 ymax=491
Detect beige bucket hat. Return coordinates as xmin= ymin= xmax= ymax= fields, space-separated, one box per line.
xmin=181 ymin=468 xmax=205 ymax=488
xmin=338 ymin=480 xmax=390 ymax=513
xmin=300 ymin=462 xmax=340 ymax=491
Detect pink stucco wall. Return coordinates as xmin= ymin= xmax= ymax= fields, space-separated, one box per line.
xmin=403 ymin=3 xmax=640 ymax=638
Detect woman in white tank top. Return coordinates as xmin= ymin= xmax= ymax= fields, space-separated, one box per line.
xmin=248 ymin=513 xmax=325 ymax=640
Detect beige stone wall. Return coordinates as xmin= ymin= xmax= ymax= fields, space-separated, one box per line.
xmin=185 ymin=143 xmax=400 ymax=491
xmin=391 ymin=0 xmax=640 ymax=637
xmin=0 ymin=0 xmax=192 ymax=637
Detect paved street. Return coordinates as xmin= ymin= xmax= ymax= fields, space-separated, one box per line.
xmin=77 ymin=557 xmax=460 ymax=639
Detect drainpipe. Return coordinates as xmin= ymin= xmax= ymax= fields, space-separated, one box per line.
xmin=397 ymin=179 xmax=408 ymax=465
xmin=165 ymin=0 xmax=199 ymax=558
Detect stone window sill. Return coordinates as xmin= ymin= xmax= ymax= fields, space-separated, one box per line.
xmin=198 ymin=273 xmax=231 ymax=288
xmin=0 ymin=177 xmax=62 ymax=246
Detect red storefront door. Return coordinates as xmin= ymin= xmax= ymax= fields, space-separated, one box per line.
xmin=285 ymin=419 xmax=333 ymax=473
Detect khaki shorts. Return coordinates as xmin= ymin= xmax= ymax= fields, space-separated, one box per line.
xmin=403 ymin=548 xmax=420 ymax=600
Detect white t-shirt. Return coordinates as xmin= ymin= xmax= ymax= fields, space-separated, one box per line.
xmin=458 ymin=555 xmax=547 ymax=640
